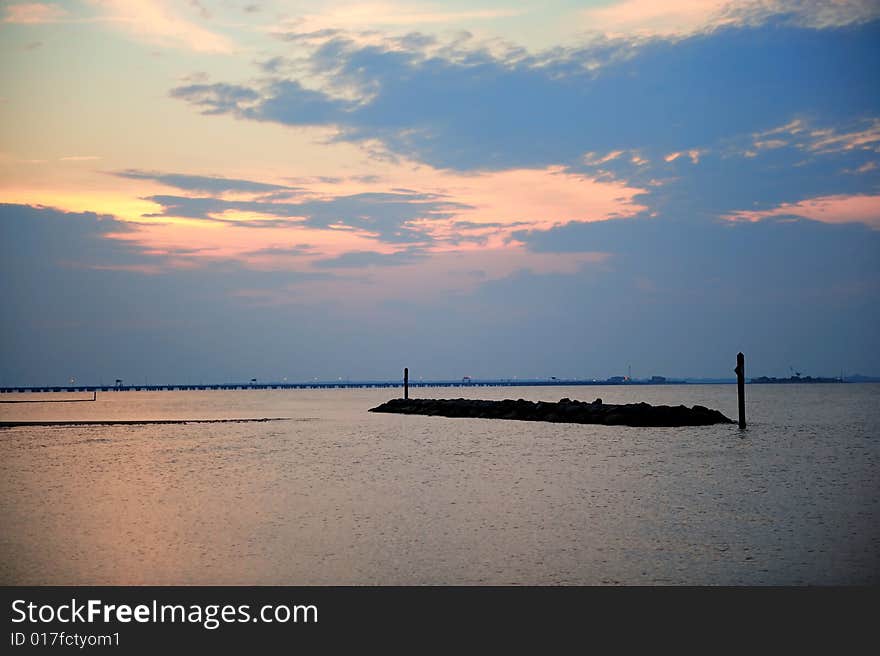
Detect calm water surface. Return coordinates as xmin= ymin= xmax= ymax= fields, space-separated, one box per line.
xmin=1 ymin=384 xmax=877 ymax=584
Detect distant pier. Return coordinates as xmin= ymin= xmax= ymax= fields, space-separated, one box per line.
xmin=0 ymin=379 xmax=693 ymax=394
xmin=0 ymin=375 xmax=851 ymax=395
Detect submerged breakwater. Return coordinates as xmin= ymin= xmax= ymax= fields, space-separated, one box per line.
xmin=369 ymin=397 xmax=733 ymax=427
xmin=0 ymin=417 xmax=290 ymax=428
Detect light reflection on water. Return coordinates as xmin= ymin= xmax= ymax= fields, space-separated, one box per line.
xmin=1 ymin=384 xmax=878 ymax=584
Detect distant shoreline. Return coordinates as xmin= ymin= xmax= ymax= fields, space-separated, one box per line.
xmin=2 ymin=378 xmax=875 ymax=394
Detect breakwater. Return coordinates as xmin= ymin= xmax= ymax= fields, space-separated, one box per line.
xmin=369 ymin=397 xmax=733 ymax=427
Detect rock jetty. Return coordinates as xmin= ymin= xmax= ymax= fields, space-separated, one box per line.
xmin=369 ymin=397 xmax=733 ymax=427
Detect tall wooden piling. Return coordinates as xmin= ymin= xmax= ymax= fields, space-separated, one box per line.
xmin=404 ymin=367 xmax=409 ymax=400
xmin=735 ymin=352 xmax=746 ymax=429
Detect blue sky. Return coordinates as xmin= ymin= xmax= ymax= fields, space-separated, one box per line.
xmin=1 ymin=1 xmax=878 ymax=384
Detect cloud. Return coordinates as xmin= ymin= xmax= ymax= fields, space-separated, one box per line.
xmin=47 ymin=163 xmax=643 ymax=279
xmin=166 ymin=19 xmax=878 ymax=233
xmin=169 ymin=83 xmax=259 ymax=114
xmin=125 ymin=164 xmax=647 ymax=254
xmin=663 ymin=149 xmax=703 ymax=163
xmin=312 ymin=248 xmax=425 ymax=268
xmin=188 ymin=0 xmax=209 ymax=21
xmin=6 ymin=8 xmax=880 ymax=384
xmin=3 ymin=203 xmax=879 ymax=382
xmin=851 ymin=161 xmax=878 ymax=174
xmin=246 ymin=244 xmax=314 ymax=257
xmin=141 ymin=190 xmax=469 ymax=243
xmin=580 ymin=0 xmax=732 ymax=37
xmin=171 ymin=20 xmax=880 ymax=175
xmin=0 ymin=202 xmax=141 ymax=265
xmin=506 ymin=213 xmax=880 ymax=374
xmin=113 ymin=169 xmax=296 ymax=195
xmin=579 ymin=0 xmax=880 ymax=38
xmin=2 ymin=3 xmax=66 ymax=24
xmin=244 ymin=79 xmax=351 ymax=125
xmin=725 ymin=193 xmax=880 ymax=228
xmin=281 ymin=2 xmax=522 ymax=33
xmin=86 ymin=0 xmax=234 ymax=53
xmin=393 ymin=214 xmax=880 ymax=378
xmin=0 ymin=203 xmax=347 ymax=385
xmin=571 ymin=114 xmax=880 ymax=221
xmin=805 ymin=119 xmax=880 ymax=155
xmin=739 ymin=117 xmax=880 ymax=156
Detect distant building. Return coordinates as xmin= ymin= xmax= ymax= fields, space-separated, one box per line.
xmin=651 ymin=376 xmax=667 ymax=383
xmin=607 ymin=376 xmax=626 ymax=383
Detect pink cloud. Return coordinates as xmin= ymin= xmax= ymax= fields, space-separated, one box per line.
xmin=581 ymin=0 xmax=731 ymax=37
xmin=3 ymin=3 xmax=67 ymax=24
xmin=87 ymin=0 xmax=234 ymax=53
xmin=726 ymin=194 xmax=880 ymax=229
xmin=126 ymin=165 xmax=648 ymax=259
xmin=7 ymin=163 xmax=648 ymax=307
xmin=419 ymin=166 xmax=649 ymax=248
xmin=744 ymin=118 xmax=880 ymax=158
xmin=287 ymin=2 xmax=522 ymax=33
xmin=665 ymin=149 xmax=703 ymax=164
xmin=807 ymin=120 xmax=880 ymax=154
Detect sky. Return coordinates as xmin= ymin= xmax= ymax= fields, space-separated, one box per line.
xmin=1 ymin=0 xmax=879 ymax=385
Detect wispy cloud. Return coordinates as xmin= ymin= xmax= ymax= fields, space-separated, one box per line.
xmin=2 ymin=2 xmax=67 ymax=24
xmin=141 ymin=190 xmax=469 ymax=244
xmin=725 ymin=193 xmax=880 ymax=228
xmin=742 ymin=118 xmax=880 ymax=156
xmin=87 ymin=0 xmax=235 ymax=53
xmin=169 ymin=82 xmax=258 ymax=114
xmin=664 ymin=149 xmax=703 ymax=163
xmin=113 ymin=169 xmax=295 ymax=195
xmin=806 ymin=119 xmax=880 ymax=155
xmin=312 ymin=248 xmax=426 ymax=268
xmin=281 ymin=2 xmax=523 ymax=33
xmin=851 ymin=161 xmax=878 ymax=174
xmin=580 ymin=0 xmax=732 ymax=37
xmin=579 ymin=0 xmax=880 ymax=38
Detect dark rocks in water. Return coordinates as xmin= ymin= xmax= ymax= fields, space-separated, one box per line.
xmin=369 ymin=397 xmax=733 ymax=427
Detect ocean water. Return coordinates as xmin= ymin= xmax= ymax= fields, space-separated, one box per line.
xmin=1 ymin=384 xmax=877 ymax=585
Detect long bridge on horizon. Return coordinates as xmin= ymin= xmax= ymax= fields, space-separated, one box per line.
xmin=0 ymin=378 xmax=697 ymax=394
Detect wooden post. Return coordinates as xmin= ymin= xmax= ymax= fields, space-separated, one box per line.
xmin=735 ymin=352 xmax=746 ymax=429
xmin=404 ymin=367 xmax=409 ymax=400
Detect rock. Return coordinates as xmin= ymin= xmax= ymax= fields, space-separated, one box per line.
xmin=369 ymin=397 xmax=733 ymax=427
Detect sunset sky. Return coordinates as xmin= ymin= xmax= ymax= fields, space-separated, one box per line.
xmin=1 ymin=0 xmax=879 ymax=385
